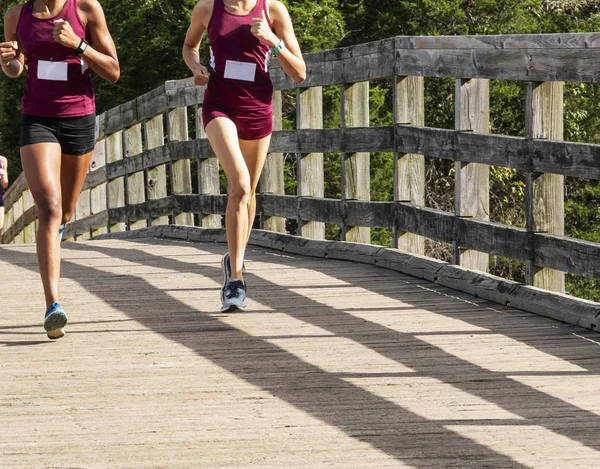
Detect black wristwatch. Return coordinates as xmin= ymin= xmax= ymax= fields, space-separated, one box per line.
xmin=72 ymin=38 xmax=89 ymax=56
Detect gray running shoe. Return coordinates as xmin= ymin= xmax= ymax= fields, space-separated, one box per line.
xmin=221 ymin=280 xmax=247 ymax=312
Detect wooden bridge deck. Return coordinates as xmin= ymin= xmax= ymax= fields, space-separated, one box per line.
xmin=1 ymin=237 xmax=599 ymax=468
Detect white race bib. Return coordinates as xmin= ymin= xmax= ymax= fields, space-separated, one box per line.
xmin=223 ymin=60 xmax=256 ymax=82
xmin=37 ymin=60 xmax=68 ymax=81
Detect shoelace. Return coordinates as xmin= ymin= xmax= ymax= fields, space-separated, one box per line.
xmin=224 ymin=281 xmax=245 ymax=300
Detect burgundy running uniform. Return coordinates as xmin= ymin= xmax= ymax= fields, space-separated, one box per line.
xmin=17 ymin=0 xmax=95 ymax=118
xmin=202 ymin=0 xmax=274 ymax=140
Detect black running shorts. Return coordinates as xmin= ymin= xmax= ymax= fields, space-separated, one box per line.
xmin=20 ymin=114 xmax=96 ymax=156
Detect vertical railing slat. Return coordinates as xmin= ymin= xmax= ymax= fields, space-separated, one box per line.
xmin=454 ymin=78 xmax=490 ymax=272
xmin=260 ymin=90 xmax=286 ymax=233
xmin=525 ymin=81 xmax=565 ymax=293
xmin=169 ymin=106 xmax=194 ymax=226
xmin=298 ymin=86 xmax=324 ymax=240
xmin=394 ymin=76 xmax=425 ymax=253
xmin=124 ymin=123 xmax=147 ymax=230
xmin=145 ymin=114 xmax=169 ymax=226
xmin=107 ymin=130 xmax=126 ymax=232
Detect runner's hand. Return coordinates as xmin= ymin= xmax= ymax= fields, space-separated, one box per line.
xmin=0 ymin=41 xmax=18 ymax=66
xmin=194 ymin=65 xmax=209 ymax=86
xmin=251 ymin=11 xmax=277 ymax=47
xmin=53 ymin=19 xmax=80 ymax=49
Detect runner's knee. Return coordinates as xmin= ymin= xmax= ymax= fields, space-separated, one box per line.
xmin=35 ymin=192 xmax=62 ymax=223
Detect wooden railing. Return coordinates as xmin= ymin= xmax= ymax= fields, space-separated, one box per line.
xmin=4 ymin=33 xmax=600 ymax=308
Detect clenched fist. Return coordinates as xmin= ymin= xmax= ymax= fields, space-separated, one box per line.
xmin=251 ymin=11 xmax=277 ymax=47
xmin=0 ymin=41 xmax=18 ymax=66
xmin=53 ymin=19 xmax=80 ymax=49
xmin=194 ymin=64 xmax=210 ymax=86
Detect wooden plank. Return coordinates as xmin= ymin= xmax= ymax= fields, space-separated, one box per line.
xmin=136 ymin=84 xmax=168 ymax=122
xmin=145 ymin=114 xmax=169 ymax=226
xmin=526 ymin=81 xmax=565 ymax=293
xmin=165 ymin=79 xmax=206 ymax=108
xmin=195 ymin=104 xmax=222 ymax=228
xmin=106 ymin=130 xmax=126 ymax=233
xmin=395 ymin=48 xmax=600 ymax=83
xmin=124 ymin=123 xmax=147 ymax=230
xmin=343 ymin=82 xmax=370 ymax=244
xmin=297 ymin=87 xmax=325 ymax=240
xmin=90 ymin=139 xmax=108 ymax=236
xmin=260 ymin=90 xmax=286 ymax=233
xmin=2 ymin=173 xmax=28 ymax=212
xmin=168 ymin=106 xmax=194 ymax=226
xmin=394 ymin=75 xmax=425 ymax=253
xmin=1 ymin=205 xmax=36 ymax=245
xmin=173 ymin=194 xmax=228 ymax=217
xmin=455 ymin=78 xmax=490 ymax=271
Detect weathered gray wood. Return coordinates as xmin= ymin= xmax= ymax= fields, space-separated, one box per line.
xmin=260 ymin=90 xmax=286 ymax=233
xmin=64 ymin=211 xmax=109 ymax=239
xmin=107 ymin=131 xmax=126 ymax=233
xmin=124 ymin=123 xmax=147 ymax=230
xmin=173 ymin=194 xmax=228 ymax=217
xmin=195 ymin=104 xmax=222 ymax=228
xmin=90 ymin=139 xmax=108 ymax=237
xmin=165 ymin=79 xmax=206 ymax=108
xmin=343 ymin=82 xmax=370 ymax=244
xmin=2 ymin=173 xmax=28 ymax=212
xmin=21 ymin=189 xmax=36 ymax=243
xmin=74 ymin=157 xmax=92 ymax=241
xmin=297 ymin=87 xmax=325 ymax=240
xmin=136 ymin=84 xmax=168 ymax=122
xmin=1 ymin=205 xmax=37 ymax=244
xmin=145 ymin=114 xmax=169 ymax=226
xmin=168 ymin=106 xmax=194 ymax=226
xmin=526 ymin=81 xmax=565 ymax=293
xmin=394 ymin=75 xmax=425 ymax=253
xmin=394 ymin=33 xmax=600 ymax=50
xmin=455 ymin=78 xmax=490 ymax=272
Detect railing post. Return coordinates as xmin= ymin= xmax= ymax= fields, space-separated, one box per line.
xmin=22 ymin=189 xmax=36 ymax=243
xmin=525 ymin=81 xmax=565 ymax=293
xmin=297 ymin=87 xmax=324 ymax=240
xmin=90 ymin=138 xmax=107 ymax=237
xmin=168 ymin=106 xmax=194 ymax=226
xmin=107 ymin=130 xmax=126 ymax=232
xmin=260 ymin=90 xmax=286 ymax=233
xmin=196 ymin=103 xmax=221 ymax=228
xmin=343 ymin=81 xmax=370 ymax=244
xmin=145 ymin=114 xmax=169 ymax=226
xmin=124 ymin=123 xmax=147 ymax=230
xmin=394 ymin=75 xmax=425 ymax=253
xmin=12 ymin=196 xmax=24 ymax=244
xmin=454 ymin=78 xmax=490 ymax=272
xmin=74 ymin=164 xmax=92 ymax=240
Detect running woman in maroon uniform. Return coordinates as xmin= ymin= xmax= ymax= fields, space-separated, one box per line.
xmin=1 ymin=0 xmax=119 ymax=339
xmin=183 ymin=0 xmax=305 ymax=311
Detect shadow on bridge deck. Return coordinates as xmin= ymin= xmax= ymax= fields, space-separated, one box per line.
xmin=1 ymin=237 xmax=599 ymax=468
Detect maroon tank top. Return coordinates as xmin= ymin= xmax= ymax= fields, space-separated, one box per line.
xmin=205 ymin=0 xmax=274 ymax=110
xmin=16 ymin=0 xmax=95 ymax=118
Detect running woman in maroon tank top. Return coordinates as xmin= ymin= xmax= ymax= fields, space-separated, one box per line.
xmin=183 ymin=0 xmax=305 ymax=312
xmin=1 ymin=0 xmax=119 ymax=339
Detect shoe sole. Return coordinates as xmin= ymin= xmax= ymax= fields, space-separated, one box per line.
xmin=44 ymin=310 xmax=68 ymax=333
xmin=221 ymin=303 xmax=247 ymax=313
xmin=47 ymin=328 xmax=65 ymax=340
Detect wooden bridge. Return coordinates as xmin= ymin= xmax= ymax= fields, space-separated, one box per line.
xmin=2 ymin=34 xmax=600 ymax=467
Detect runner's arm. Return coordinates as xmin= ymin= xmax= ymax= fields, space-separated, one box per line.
xmin=1 ymin=5 xmax=25 ymax=78
xmin=268 ymin=1 xmax=305 ymax=83
xmin=56 ymin=0 xmax=120 ymax=83
xmin=0 ymin=156 xmax=8 ymax=189
xmin=183 ymin=0 xmax=212 ymax=85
